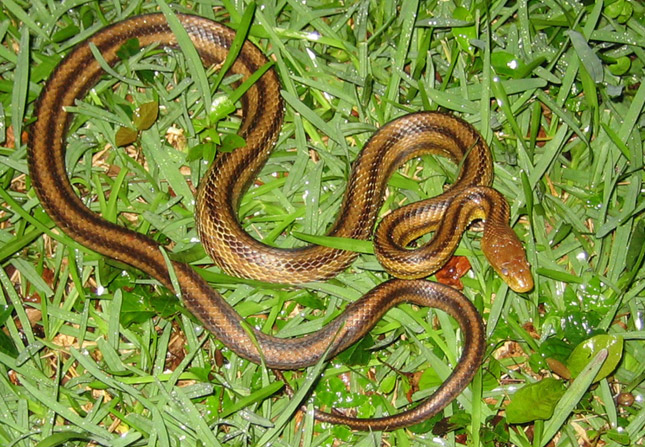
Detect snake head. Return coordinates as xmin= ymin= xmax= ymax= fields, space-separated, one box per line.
xmin=481 ymin=230 xmax=533 ymax=293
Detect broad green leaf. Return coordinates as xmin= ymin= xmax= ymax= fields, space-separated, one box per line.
xmin=133 ymin=101 xmax=159 ymax=130
xmin=491 ymin=52 xmax=546 ymax=79
xmin=336 ymin=333 xmax=374 ymax=366
xmin=540 ymin=337 xmax=574 ymax=364
xmin=567 ymin=334 xmax=623 ymax=382
xmin=116 ymin=38 xmax=141 ymax=60
xmin=605 ymin=0 xmax=633 ymax=23
xmin=608 ymin=56 xmax=631 ymax=75
xmin=379 ymin=375 xmax=397 ymax=394
xmin=51 ymin=25 xmax=80 ymax=43
xmin=506 ymin=378 xmax=566 ymax=424
xmin=219 ymin=134 xmax=246 ymax=153
xmin=210 ymin=95 xmax=236 ymax=122
xmin=451 ymin=7 xmax=476 ymax=55
xmin=418 ymin=365 xmax=442 ymax=389
xmin=605 ymin=428 xmax=632 ymax=445
xmin=115 ymin=126 xmax=138 ymax=147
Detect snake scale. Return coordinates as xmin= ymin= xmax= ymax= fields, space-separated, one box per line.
xmin=28 ymin=13 xmax=532 ymax=431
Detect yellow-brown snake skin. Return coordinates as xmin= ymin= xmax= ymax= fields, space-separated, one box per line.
xmin=28 ymin=13 xmax=533 ymax=431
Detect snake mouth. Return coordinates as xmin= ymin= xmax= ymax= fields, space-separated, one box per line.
xmin=509 ymin=274 xmax=534 ymax=293
xmin=498 ymin=260 xmax=534 ymax=293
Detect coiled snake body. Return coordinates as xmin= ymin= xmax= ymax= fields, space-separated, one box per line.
xmin=28 ymin=13 xmax=532 ymax=431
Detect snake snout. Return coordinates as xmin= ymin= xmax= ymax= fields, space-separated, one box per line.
xmin=482 ymin=230 xmax=533 ymax=293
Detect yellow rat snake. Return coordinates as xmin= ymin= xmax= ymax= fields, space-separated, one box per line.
xmin=28 ymin=13 xmax=533 ymax=431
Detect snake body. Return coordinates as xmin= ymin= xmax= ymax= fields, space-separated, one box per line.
xmin=28 ymin=13 xmax=532 ymax=431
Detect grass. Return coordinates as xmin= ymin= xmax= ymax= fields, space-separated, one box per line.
xmin=0 ymin=0 xmax=644 ymax=446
